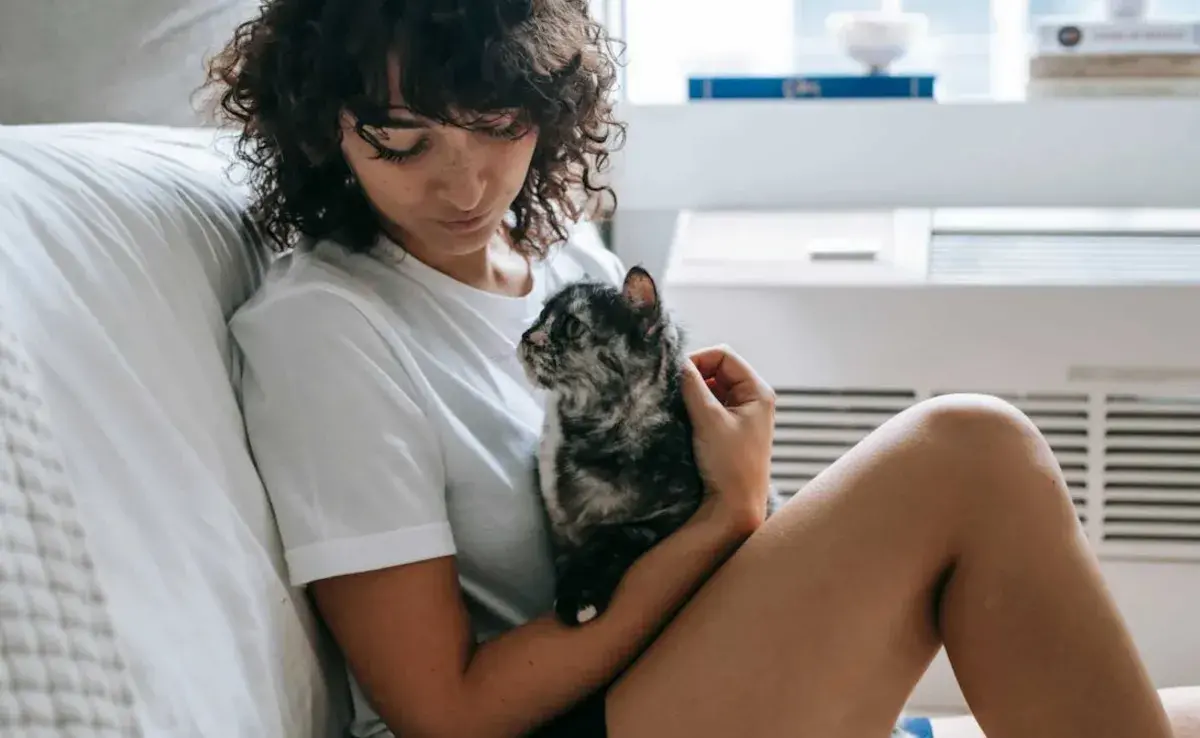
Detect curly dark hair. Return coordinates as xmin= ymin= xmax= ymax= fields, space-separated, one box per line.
xmin=205 ymin=0 xmax=624 ymax=255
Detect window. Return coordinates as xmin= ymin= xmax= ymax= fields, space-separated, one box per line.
xmin=620 ymin=0 xmax=795 ymax=104
xmin=605 ymin=0 xmax=1199 ymax=244
xmin=619 ymin=0 xmax=1200 ymax=104
xmin=793 ymin=1 xmax=995 ymax=100
xmin=622 ymin=0 xmax=997 ymax=103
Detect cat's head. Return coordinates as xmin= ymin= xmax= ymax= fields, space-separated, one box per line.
xmin=519 ymin=266 xmax=678 ymax=393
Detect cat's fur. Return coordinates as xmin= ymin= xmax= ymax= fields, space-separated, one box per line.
xmin=519 ymin=266 xmax=780 ymax=626
xmin=520 ymin=265 xmax=913 ymax=738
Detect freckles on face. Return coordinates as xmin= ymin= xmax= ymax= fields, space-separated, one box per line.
xmin=339 ymin=111 xmax=537 ymax=253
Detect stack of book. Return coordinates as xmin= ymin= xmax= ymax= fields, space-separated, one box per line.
xmin=1028 ymin=18 xmax=1200 ymax=98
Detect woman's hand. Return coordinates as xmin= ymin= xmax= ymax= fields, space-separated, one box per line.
xmin=680 ymin=345 xmax=776 ymax=537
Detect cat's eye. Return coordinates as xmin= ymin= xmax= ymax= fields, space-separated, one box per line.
xmin=564 ymin=316 xmax=586 ymax=341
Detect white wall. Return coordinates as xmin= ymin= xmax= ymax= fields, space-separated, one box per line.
xmin=0 ymin=0 xmax=258 ymax=126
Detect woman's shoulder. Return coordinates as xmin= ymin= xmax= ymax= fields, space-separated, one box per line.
xmin=242 ymin=237 xmax=383 ymax=299
xmin=229 ymin=238 xmax=402 ymax=349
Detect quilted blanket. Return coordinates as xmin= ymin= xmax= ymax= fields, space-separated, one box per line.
xmin=0 ymin=306 xmax=142 ymax=737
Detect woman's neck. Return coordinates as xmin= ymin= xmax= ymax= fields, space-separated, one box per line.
xmin=384 ymin=224 xmax=533 ymax=298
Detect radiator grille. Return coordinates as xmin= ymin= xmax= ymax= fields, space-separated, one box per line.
xmin=769 ymin=388 xmax=1200 ymax=555
xmin=772 ymin=389 xmax=1090 ymax=523
xmin=1103 ymin=395 xmax=1200 ymax=544
xmin=770 ymin=389 xmax=916 ymax=495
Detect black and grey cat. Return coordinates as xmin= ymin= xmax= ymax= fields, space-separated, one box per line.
xmin=518 ymin=265 xmax=781 ymax=627
xmin=519 ymin=265 xmax=915 ymax=737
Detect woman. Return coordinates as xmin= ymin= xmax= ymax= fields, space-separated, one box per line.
xmin=208 ymin=2 xmax=1197 ymax=737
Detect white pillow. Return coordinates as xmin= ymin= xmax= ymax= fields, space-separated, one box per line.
xmin=0 ymin=123 xmax=345 ymax=737
xmin=0 ymin=1 xmax=257 ymax=126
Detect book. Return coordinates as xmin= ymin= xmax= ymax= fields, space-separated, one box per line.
xmin=687 ymin=74 xmax=936 ymax=100
xmin=1026 ymin=76 xmax=1200 ymax=98
xmin=1034 ymin=19 xmax=1200 ymax=56
xmin=1030 ymin=52 xmax=1200 ymax=79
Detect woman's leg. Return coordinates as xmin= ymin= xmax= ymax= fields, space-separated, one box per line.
xmin=606 ymin=394 xmax=1175 ymax=738
xmin=934 ymin=687 xmax=1200 ymax=738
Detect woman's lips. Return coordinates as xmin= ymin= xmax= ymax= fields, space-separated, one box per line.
xmin=438 ymin=212 xmax=491 ymax=233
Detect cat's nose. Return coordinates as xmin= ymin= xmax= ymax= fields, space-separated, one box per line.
xmin=525 ymin=329 xmax=548 ymax=347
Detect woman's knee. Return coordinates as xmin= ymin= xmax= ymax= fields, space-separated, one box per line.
xmin=911 ymin=393 xmax=1044 ymax=448
xmin=903 ymin=393 xmax=1075 ymax=514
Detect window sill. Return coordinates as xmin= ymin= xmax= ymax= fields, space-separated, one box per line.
xmin=611 ymin=97 xmax=1200 ymax=211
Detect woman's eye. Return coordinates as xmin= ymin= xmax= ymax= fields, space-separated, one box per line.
xmin=477 ymin=111 xmax=530 ymax=140
xmin=482 ymin=122 xmax=527 ymax=140
xmin=358 ymin=124 xmax=430 ymax=164
xmin=372 ymin=137 xmax=430 ymax=164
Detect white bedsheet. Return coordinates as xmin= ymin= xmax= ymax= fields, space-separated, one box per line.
xmin=0 ymin=123 xmax=344 ymax=737
xmin=0 ymin=304 xmax=142 ymax=738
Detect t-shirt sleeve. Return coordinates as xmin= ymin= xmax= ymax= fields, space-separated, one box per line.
xmin=230 ymin=287 xmax=453 ymax=587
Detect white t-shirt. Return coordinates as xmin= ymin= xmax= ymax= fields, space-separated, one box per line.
xmin=229 ymin=227 xmax=624 ymax=737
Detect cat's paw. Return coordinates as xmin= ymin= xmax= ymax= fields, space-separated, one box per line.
xmin=554 ymin=585 xmax=610 ymax=626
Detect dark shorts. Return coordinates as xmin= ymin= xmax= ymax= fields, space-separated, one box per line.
xmin=529 ymin=690 xmax=607 ymax=738
xmin=529 ymin=696 xmax=933 ymax=738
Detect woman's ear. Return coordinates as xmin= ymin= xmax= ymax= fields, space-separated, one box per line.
xmin=622 ymin=266 xmax=659 ymax=313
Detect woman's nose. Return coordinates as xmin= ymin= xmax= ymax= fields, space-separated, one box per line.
xmin=437 ymin=139 xmax=487 ymax=212
xmin=440 ymin=171 xmax=485 ymax=212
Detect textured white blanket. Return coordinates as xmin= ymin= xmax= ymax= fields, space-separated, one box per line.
xmin=0 ymin=307 xmax=142 ymax=737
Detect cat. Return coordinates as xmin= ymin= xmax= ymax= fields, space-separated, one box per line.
xmin=518 ymin=265 xmax=781 ymax=627
xmin=519 ymin=265 xmax=915 ymax=738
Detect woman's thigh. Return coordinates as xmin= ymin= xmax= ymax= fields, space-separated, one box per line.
xmin=605 ymin=394 xmax=1084 ymax=738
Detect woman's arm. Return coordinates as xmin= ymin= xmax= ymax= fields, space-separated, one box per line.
xmin=313 ymin=347 xmax=776 ymax=738
xmin=311 ymin=499 xmax=752 ymax=738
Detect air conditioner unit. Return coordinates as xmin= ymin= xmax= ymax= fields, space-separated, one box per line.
xmin=661 ymin=207 xmax=1200 ymax=714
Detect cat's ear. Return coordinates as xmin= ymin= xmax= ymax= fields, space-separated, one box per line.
xmin=622 ymin=266 xmax=659 ymax=313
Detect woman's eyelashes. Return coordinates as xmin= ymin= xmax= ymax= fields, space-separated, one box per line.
xmin=368 ymin=119 xmax=530 ymax=165
xmin=357 ymin=122 xmax=427 ymax=163
xmin=372 ymin=138 xmax=428 ymax=163
xmin=480 ymin=114 xmax=531 ymax=140
xmin=471 ymin=109 xmax=528 ymax=137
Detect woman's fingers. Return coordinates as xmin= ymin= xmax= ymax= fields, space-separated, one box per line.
xmin=688 ymin=345 xmax=773 ymax=408
xmin=688 ymin=345 xmax=740 ymax=379
xmin=679 ymin=357 xmax=724 ymax=416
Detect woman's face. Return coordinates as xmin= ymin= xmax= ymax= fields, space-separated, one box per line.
xmin=340 ymin=96 xmax=538 ymax=259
